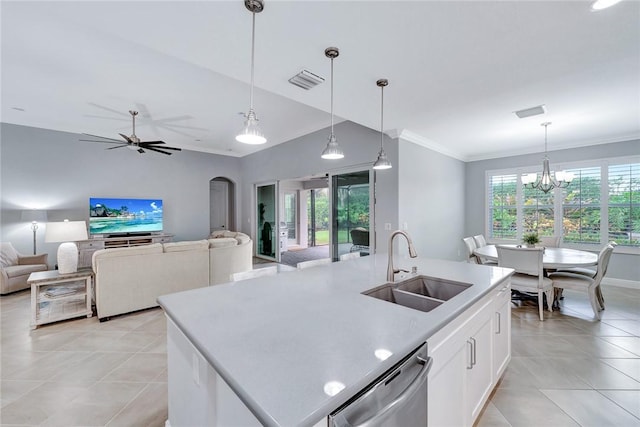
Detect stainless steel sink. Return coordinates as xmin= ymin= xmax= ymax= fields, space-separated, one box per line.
xmin=395 ymin=276 xmax=472 ymax=301
xmin=362 ymin=275 xmax=472 ymax=313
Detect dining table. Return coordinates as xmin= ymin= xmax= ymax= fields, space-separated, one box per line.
xmin=473 ymin=244 xmax=598 ymax=270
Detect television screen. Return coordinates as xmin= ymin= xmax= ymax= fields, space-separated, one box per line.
xmin=89 ymin=197 xmax=163 ymax=235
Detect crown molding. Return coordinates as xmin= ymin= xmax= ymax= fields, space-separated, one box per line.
xmin=396 ymin=129 xmax=466 ymax=161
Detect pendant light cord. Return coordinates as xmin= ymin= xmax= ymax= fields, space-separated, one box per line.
xmin=330 ymin=57 xmax=334 ymax=134
xmin=249 ymin=10 xmax=256 ymax=111
xmin=380 ymin=84 xmax=384 ymax=150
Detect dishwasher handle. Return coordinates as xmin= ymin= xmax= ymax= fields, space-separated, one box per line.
xmin=331 ymin=355 xmax=433 ymax=427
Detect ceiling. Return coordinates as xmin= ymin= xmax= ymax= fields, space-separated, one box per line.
xmin=1 ymin=1 xmax=638 ymax=161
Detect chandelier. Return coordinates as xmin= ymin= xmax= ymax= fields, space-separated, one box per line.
xmin=522 ymin=122 xmax=573 ymax=193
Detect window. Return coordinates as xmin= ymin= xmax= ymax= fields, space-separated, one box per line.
xmin=486 ymin=158 xmax=639 ymax=249
xmin=488 ymin=174 xmax=517 ymax=239
xmin=608 ymin=163 xmax=639 ymax=246
xmin=562 ymin=166 xmax=601 ymax=244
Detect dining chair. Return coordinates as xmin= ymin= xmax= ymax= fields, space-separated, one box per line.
xmin=555 ymin=241 xmax=618 ymax=278
xmin=496 ymin=245 xmax=553 ymax=321
xmin=462 ymin=237 xmax=478 ymax=264
xmin=339 ymin=252 xmax=361 ymax=261
xmin=297 ymin=258 xmax=332 ymax=270
xmin=473 ymin=234 xmax=488 ymax=248
xmin=231 ymin=265 xmax=278 ymax=281
xmin=540 ymin=236 xmax=560 ymax=248
xmin=548 ymin=243 xmax=616 ymax=320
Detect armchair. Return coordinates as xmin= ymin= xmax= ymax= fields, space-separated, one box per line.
xmin=1 ymin=242 xmax=48 ymax=295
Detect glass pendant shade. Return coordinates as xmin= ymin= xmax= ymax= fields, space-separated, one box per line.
xmin=373 ymin=148 xmax=392 ymax=170
xmin=321 ymin=134 xmax=344 ymax=159
xmin=235 ymin=109 xmax=266 ymax=145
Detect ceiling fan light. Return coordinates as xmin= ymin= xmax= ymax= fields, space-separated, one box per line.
xmin=373 ymin=149 xmax=392 ymax=170
xmin=236 ymin=110 xmax=266 ymax=145
xmin=321 ymin=134 xmax=344 ymax=160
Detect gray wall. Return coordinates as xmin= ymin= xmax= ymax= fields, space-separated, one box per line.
xmin=465 ymin=139 xmax=640 ymax=282
xmin=0 ymin=123 xmax=241 ymax=267
xmin=398 ymin=140 xmax=466 ymax=261
xmin=239 ymin=121 xmax=399 ymax=253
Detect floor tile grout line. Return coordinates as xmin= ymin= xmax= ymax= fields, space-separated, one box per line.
xmin=593 ymin=389 xmax=640 ymax=422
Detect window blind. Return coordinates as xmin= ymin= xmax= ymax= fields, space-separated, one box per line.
xmin=562 ymin=166 xmax=601 ymax=244
xmin=608 ymin=163 xmax=639 ymax=247
xmin=488 ymin=174 xmax=517 ymax=239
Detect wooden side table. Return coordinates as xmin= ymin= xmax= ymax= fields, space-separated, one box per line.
xmin=28 ymin=269 xmax=93 ymax=329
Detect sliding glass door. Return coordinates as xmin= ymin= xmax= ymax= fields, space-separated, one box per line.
xmin=331 ymin=171 xmax=371 ymax=260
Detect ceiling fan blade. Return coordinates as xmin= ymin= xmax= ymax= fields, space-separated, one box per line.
xmin=106 ymin=145 xmax=128 ymax=150
xmin=138 ymin=148 xmax=145 ymax=154
xmin=79 ymin=139 xmax=127 ymax=145
xmin=118 ymin=133 xmax=134 ymax=143
xmin=144 ymin=146 xmax=173 ymax=155
xmin=140 ymin=143 xmax=181 ymax=151
xmin=140 ymin=140 xmax=166 ymax=145
xmin=81 ymin=133 xmax=124 ymax=143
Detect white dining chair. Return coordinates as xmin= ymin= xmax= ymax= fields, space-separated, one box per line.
xmin=231 ymin=265 xmax=278 ymax=281
xmin=339 ymin=252 xmax=360 ymax=261
xmin=548 ymin=243 xmax=616 ymax=320
xmin=555 ymin=241 xmax=617 ymax=278
xmin=462 ymin=237 xmax=478 ymax=264
xmin=296 ymin=258 xmax=332 ymax=270
xmin=540 ymin=236 xmax=560 ymax=248
xmin=496 ymin=245 xmax=553 ymax=321
xmin=473 ymin=234 xmax=487 ymax=248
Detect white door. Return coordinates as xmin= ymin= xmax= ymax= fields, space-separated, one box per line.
xmin=210 ymin=180 xmax=229 ymax=232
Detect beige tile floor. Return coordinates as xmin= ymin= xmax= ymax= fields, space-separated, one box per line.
xmin=1 ymin=285 xmax=638 ymax=426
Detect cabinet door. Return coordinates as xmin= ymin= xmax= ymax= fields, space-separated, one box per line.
xmin=493 ymin=283 xmax=511 ymax=381
xmin=428 ymin=340 xmax=466 ymax=427
xmin=465 ymin=311 xmax=493 ymax=424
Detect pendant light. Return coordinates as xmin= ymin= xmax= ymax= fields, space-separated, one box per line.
xmin=236 ymin=0 xmax=266 ymax=145
xmin=321 ymin=47 xmax=344 ymax=160
xmin=373 ymin=79 xmax=392 ymax=170
xmin=522 ymin=122 xmax=573 ymax=193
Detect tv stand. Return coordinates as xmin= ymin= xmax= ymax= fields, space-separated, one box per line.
xmin=78 ymin=234 xmax=173 ymax=269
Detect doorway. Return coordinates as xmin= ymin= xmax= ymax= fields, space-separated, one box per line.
xmin=256 ymin=182 xmax=277 ymax=261
xmin=210 ymin=177 xmax=235 ymax=233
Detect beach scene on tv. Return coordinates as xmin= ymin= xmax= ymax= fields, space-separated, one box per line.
xmin=89 ymin=198 xmax=163 ymax=234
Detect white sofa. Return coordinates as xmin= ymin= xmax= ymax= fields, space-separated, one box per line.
xmin=92 ymin=232 xmax=252 ymax=320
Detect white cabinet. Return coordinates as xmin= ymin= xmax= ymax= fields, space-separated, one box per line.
xmin=493 ymin=282 xmax=511 ymax=379
xmin=428 ymin=279 xmax=511 ymax=427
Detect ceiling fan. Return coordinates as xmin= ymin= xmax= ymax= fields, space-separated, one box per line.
xmin=80 ymin=110 xmax=182 ymax=155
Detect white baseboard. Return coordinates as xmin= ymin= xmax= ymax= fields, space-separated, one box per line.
xmin=602 ymin=277 xmax=640 ymax=290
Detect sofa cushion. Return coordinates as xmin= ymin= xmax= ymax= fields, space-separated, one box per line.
xmin=234 ymin=233 xmax=251 ymax=245
xmin=163 ymin=240 xmax=209 ymax=253
xmin=0 ymin=242 xmax=19 ymax=268
xmin=4 ymin=264 xmax=47 ymax=278
xmin=208 ymin=238 xmax=238 ymax=248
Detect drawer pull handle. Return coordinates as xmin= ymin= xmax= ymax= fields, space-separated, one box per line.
xmin=496 ymin=312 xmax=501 ymax=334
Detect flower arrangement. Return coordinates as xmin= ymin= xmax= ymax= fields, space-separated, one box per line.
xmin=522 ymin=232 xmax=540 ymax=247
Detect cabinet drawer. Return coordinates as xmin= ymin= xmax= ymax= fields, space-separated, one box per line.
xmin=78 ymin=241 xmax=105 ymax=250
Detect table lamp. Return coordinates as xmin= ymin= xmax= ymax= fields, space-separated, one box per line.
xmin=21 ymin=209 xmax=48 ymax=254
xmin=44 ymin=220 xmax=88 ymax=274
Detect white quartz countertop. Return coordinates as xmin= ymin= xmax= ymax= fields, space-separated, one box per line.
xmin=158 ymin=254 xmax=513 ymax=427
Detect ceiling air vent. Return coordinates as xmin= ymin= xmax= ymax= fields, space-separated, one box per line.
xmin=288 ymin=70 xmax=325 ymax=90
xmin=514 ymin=105 xmax=546 ymax=119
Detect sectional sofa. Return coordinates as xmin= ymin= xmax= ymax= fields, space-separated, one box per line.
xmin=92 ymin=231 xmax=252 ymax=320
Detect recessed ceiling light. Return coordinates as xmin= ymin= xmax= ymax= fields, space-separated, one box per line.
xmin=591 ymin=0 xmax=622 ymax=10
xmin=514 ymin=105 xmax=546 ymax=119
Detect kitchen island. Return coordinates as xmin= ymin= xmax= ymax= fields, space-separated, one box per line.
xmin=158 ymin=254 xmax=513 ymax=427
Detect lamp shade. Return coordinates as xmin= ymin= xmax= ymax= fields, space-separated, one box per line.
xmin=45 ymin=221 xmax=88 ymax=243
xmin=21 ymin=209 xmax=48 ymax=223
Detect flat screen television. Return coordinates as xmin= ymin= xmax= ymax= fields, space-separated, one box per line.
xmin=89 ymin=197 xmax=163 ymax=236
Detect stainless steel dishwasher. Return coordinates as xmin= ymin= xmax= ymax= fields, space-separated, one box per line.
xmin=329 ymin=343 xmax=432 ymax=427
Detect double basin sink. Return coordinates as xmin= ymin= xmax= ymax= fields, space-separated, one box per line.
xmin=363 ymin=275 xmax=472 ymax=313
